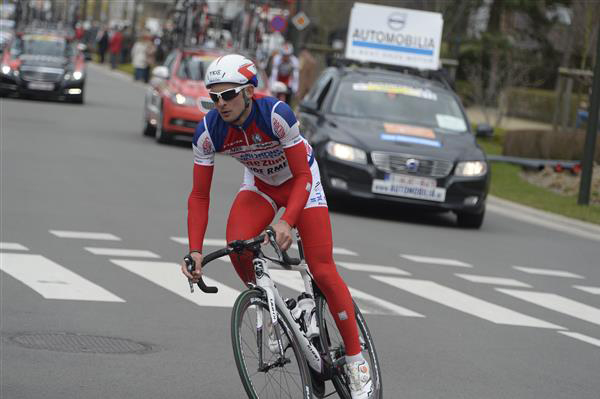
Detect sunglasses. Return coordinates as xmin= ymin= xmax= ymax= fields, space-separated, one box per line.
xmin=208 ymin=84 xmax=250 ymax=103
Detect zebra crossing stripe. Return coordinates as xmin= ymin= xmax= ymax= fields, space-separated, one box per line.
xmin=573 ymin=285 xmax=600 ymax=295
xmin=267 ymin=269 xmax=423 ymax=317
xmin=0 ymin=242 xmax=29 ymax=251
xmin=84 ymin=247 xmax=160 ymax=258
xmin=454 ymin=274 xmax=532 ymax=288
xmin=496 ymin=289 xmax=600 ymax=326
xmin=109 ymin=260 xmax=241 ymax=308
xmin=400 ymin=254 xmax=471 ymax=267
xmin=512 ymin=266 xmax=584 ymax=279
xmin=557 ymin=331 xmax=600 ymax=348
xmin=338 ymin=262 xmax=411 ymax=276
xmin=49 ymin=230 xmax=121 ymax=240
xmin=371 ymin=276 xmax=562 ymax=329
xmin=0 ymin=253 xmax=124 ymax=302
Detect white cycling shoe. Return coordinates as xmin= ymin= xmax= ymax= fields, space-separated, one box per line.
xmin=344 ymin=359 xmax=374 ymax=399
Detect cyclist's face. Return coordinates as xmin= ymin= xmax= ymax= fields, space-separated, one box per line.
xmin=209 ymin=82 xmax=253 ymax=122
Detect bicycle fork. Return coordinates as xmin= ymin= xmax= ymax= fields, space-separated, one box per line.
xmin=253 ymin=257 xmax=323 ymax=374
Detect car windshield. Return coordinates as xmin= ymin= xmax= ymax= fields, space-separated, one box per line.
xmin=331 ymin=80 xmax=468 ymax=133
xmin=15 ymin=35 xmax=67 ymax=57
xmin=177 ymin=54 xmax=215 ymax=81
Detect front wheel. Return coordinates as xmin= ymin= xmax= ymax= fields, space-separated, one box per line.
xmin=231 ymin=289 xmax=313 ymax=399
xmin=316 ymin=297 xmax=382 ymax=399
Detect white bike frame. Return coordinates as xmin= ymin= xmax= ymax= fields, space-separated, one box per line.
xmin=251 ymin=255 xmax=323 ymax=373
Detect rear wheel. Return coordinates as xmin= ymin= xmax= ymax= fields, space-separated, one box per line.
xmin=316 ymin=297 xmax=382 ymax=399
xmin=231 ymin=289 xmax=313 ymax=399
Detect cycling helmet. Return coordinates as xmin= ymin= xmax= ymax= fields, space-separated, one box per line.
xmin=271 ymin=81 xmax=288 ymax=95
xmin=204 ymin=54 xmax=258 ymax=87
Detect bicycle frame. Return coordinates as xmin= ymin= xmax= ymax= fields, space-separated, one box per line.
xmin=250 ymin=255 xmax=323 ymax=374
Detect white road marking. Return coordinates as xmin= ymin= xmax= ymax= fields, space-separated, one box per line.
xmin=557 ymin=331 xmax=600 ymax=348
xmin=573 ymin=285 xmax=600 ymax=295
xmin=338 ymin=262 xmax=410 ymax=276
xmin=372 ymin=276 xmax=562 ymax=329
xmin=497 ymin=289 xmax=600 ymax=326
xmin=512 ymin=266 xmax=584 ymax=279
xmin=171 ymin=237 xmax=358 ymax=256
xmin=110 ymin=260 xmax=241 ymax=308
xmin=0 ymin=253 xmax=124 ymax=302
xmin=268 ymin=270 xmax=423 ymax=317
xmin=84 ymin=247 xmax=160 ymax=258
xmin=400 ymin=254 xmax=471 ymax=267
xmin=455 ymin=274 xmax=532 ymax=288
xmin=0 ymin=242 xmax=29 ymax=251
xmin=49 ymin=230 xmax=121 ymax=240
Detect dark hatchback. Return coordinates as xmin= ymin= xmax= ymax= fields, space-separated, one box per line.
xmin=298 ymin=66 xmax=491 ymax=228
xmin=0 ymin=30 xmax=86 ymax=103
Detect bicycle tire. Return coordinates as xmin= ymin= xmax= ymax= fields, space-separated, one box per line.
xmin=316 ymin=297 xmax=382 ymax=399
xmin=231 ymin=289 xmax=313 ymax=399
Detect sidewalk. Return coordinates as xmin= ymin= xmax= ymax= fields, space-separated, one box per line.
xmin=466 ymin=106 xmax=552 ymax=131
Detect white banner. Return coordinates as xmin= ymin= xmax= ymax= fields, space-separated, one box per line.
xmin=345 ymin=3 xmax=443 ymax=70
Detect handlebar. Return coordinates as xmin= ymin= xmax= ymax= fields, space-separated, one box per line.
xmin=185 ymin=226 xmax=301 ymax=294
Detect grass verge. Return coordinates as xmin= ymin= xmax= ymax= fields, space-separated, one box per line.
xmin=477 ymin=130 xmax=599 ymax=225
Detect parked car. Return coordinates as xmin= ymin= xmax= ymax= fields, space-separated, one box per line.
xmin=0 ymin=29 xmax=86 ymax=103
xmin=298 ymin=65 xmax=491 ymax=228
xmin=142 ymin=47 xmax=270 ymax=143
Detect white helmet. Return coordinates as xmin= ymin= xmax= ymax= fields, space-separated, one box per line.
xmin=204 ymin=54 xmax=258 ymax=87
xmin=271 ymin=81 xmax=288 ymax=94
xmin=282 ymin=42 xmax=294 ymax=56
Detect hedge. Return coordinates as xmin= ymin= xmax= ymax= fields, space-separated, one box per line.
xmin=501 ymin=87 xmax=582 ymax=124
xmin=503 ymin=129 xmax=600 ymax=162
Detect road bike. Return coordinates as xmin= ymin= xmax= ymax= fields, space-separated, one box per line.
xmin=184 ymin=227 xmax=382 ymax=398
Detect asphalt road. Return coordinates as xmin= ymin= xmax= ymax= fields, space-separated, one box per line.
xmin=2 ymin=63 xmax=599 ymax=399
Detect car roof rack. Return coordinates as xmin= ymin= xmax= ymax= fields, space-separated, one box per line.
xmin=331 ymin=58 xmax=453 ymax=91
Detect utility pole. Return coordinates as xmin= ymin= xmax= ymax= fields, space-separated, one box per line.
xmin=578 ymin=26 xmax=600 ymax=205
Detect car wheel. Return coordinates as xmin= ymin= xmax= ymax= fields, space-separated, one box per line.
xmin=155 ymin=105 xmax=171 ymax=144
xmin=456 ymin=207 xmax=485 ymax=229
xmin=142 ymin=108 xmax=155 ymax=136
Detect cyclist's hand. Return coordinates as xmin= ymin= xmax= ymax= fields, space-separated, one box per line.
xmin=271 ymin=220 xmax=292 ymax=251
xmin=181 ymin=252 xmax=203 ymax=282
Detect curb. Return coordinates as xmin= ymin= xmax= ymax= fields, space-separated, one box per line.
xmin=487 ymin=195 xmax=600 ymax=241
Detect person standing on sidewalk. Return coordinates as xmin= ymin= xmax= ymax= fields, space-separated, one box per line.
xmin=131 ymin=33 xmax=149 ymax=82
xmin=96 ymin=26 xmax=109 ymax=64
xmin=109 ymin=27 xmax=123 ymax=70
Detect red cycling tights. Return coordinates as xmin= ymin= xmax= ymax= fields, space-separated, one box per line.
xmin=226 ymin=190 xmax=361 ymax=356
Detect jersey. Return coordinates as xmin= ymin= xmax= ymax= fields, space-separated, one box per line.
xmin=270 ymin=54 xmax=299 ymax=93
xmin=192 ymin=96 xmax=313 ymax=186
xmin=188 ymin=96 xmax=315 ymax=253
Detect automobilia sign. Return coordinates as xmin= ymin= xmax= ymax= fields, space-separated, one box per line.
xmin=345 ymin=3 xmax=443 ymax=70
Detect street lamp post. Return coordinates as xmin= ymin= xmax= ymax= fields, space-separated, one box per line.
xmin=578 ymin=26 xmax=600 ymax=205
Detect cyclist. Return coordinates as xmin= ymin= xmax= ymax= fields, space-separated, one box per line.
xmin=180 ymin=54 xmax=373 ymax=399
xmin=269 ymin=42 xmax=299 ymax=104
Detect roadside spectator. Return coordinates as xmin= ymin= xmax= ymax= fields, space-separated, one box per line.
xmin=145 ymin=37 xmax=157 ymax=83
xmin=121 ymin=27 xmax=133 ymax=64
xmin=74 ymin=22 xmax=84 ymax=41
xmin=96 ymin=26 xmax=109 ymax=64
xmin=297 ymin=46 xmax=317 ymax=102
xmin=109 ymin=27 xmax=123 ymax=70
xmin=131 ymin=33 xmax=149 ymax=82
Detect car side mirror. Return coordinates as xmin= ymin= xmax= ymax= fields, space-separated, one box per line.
xmin=152 ymin=66 xmax=169 ymax=80
xmin=475 ymin=123 xmax=494 ymax=138
xmin=299 ymin=99 xmax=319 ymax=114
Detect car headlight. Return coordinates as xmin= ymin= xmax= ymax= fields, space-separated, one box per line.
xmin=455 ymin=161 xmax=487 ymax=177
xmin=65 ymin=71 xmax=84 ymax=80
xmin=1 ymin=65 xmax=11 ymax=75
xmin=171 ymin=93 xmax=196 ymax=107
xmin=326 ymin=142 xmax=367 ymax=164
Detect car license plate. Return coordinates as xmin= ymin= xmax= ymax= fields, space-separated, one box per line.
xmin=28 ymin=81 xmax=54 ymax=91
xmin=372 ymin=174 xmax=446 ymax=202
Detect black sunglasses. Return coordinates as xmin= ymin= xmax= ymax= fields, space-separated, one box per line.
xmin=208 ymin=84 xmax=250 ymax=103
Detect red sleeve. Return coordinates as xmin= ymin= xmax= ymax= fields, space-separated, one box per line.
xmin=187 ymin=164 xmax=214 ymax=253
xmin=280 ymin=142 xmax=312 ymax=227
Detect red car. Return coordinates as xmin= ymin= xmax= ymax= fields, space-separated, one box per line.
xmin=143 ymin=48 xmax=270 ymax=143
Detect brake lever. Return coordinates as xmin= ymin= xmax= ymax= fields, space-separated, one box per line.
xmin=183 ymin=255 xmax=196 ymax=293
